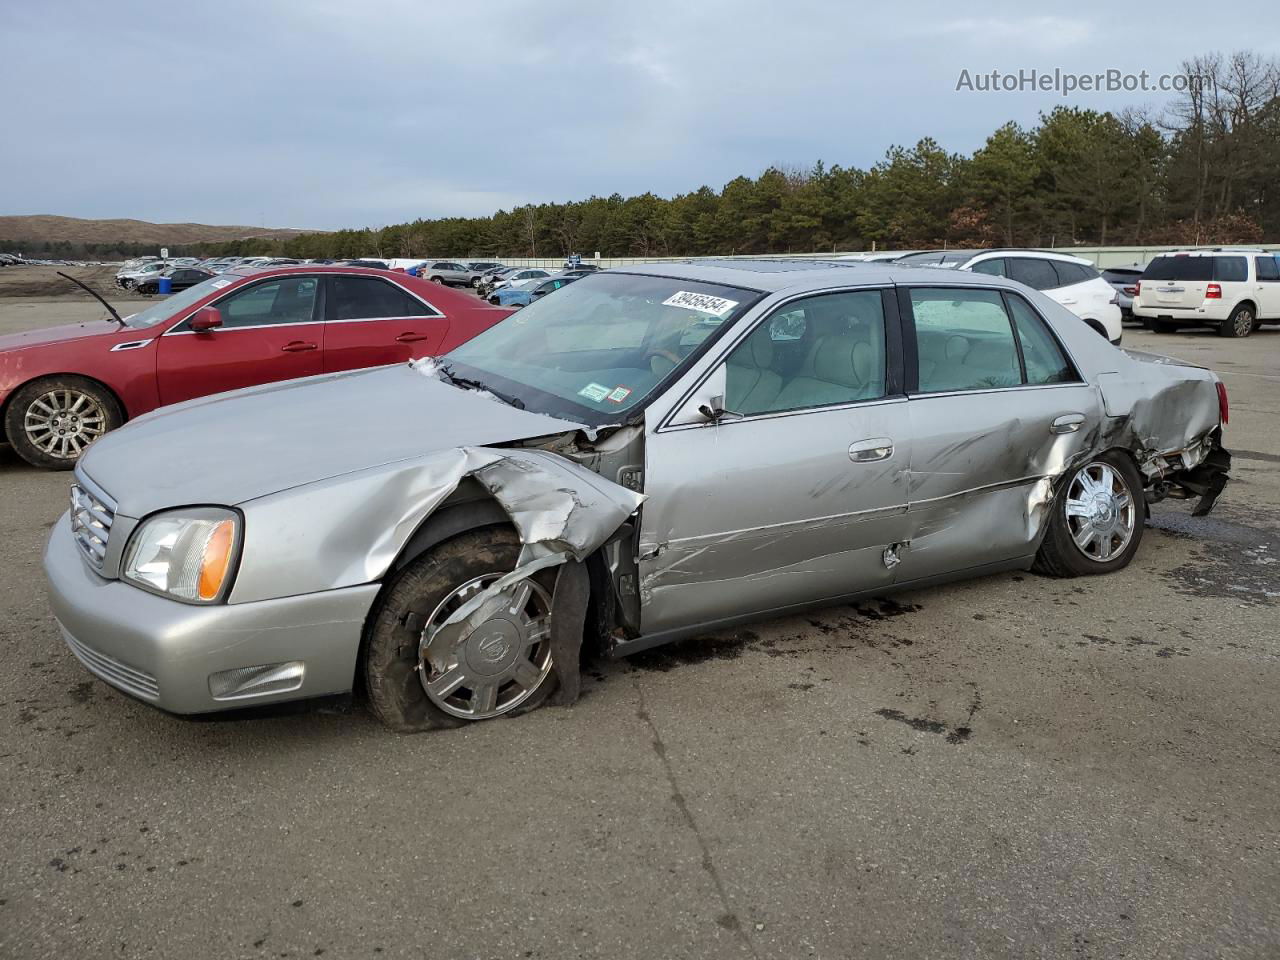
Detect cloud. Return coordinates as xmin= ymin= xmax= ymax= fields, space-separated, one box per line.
xmin=0 ymin=0 xmax=1261 ymax=229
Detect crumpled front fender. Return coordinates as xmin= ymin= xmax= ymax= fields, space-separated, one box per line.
xmin=229 ymin=446 xmax=644 ymax=605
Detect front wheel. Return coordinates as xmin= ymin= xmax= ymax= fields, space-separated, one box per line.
xmin=1219 ymin=304 xmax=1254 ymax=338
xmin=470 ymin=277 xmax=481 ymax=288
xmin=1033 ymin=452 xmax=1144 ymax=578
xmin=363 ymin=528 xmax=558 ymax=732
xmin=4 ymin=376 xmax=123 ymax=470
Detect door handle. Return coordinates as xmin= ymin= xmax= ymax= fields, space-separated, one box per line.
xmin=849 ymin=438 xmax=894 ymax=463
xmin=395 ymin=332 xmax=430 ymax=343
xmin=282 ymin=341 xmax=318 ymax=352
xmin=1051 ymin=413 xmax=1085 ymax=434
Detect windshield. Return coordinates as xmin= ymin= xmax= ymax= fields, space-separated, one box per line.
xmin=122 ymin=275 xmax=237 ymax=328
xmin=445 ymin=272 xmax=761 ymax=425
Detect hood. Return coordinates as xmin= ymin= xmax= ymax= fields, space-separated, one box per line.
xmin=79 ymin=363 xmax=585 ymax=517
xmin=0 ymin=321 xmax=121 ymax=353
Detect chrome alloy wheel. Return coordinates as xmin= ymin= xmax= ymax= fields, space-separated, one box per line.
xmin=23 ymin=389 xmax=108 ymax=460
xmin=417 ymin=574 xmax=553 ymax=720
xmin=1064 ymin=461 xmax=1136 ymax=562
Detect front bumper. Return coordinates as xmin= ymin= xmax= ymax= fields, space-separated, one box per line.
xmin=44 ymin=516 xmax=380 ymax=715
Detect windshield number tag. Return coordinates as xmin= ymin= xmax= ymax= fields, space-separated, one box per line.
xmin=578 ymin=383 xmax=611 ymax=403
xmin=607 ymin=386 xmax=632 ymax=404
xmin=662 ymin=291 xmax=738 ymax=317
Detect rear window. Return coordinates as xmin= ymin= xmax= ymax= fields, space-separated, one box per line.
xmin=1213 ymin=257 xmax=1248 ymax=282
xmin=1142 ymin=257 xmax=1213 ymax=282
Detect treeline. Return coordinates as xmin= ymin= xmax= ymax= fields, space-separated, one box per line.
xmin=0 ymin=239 xmax=171 ymax=260
xmin=198 ymin=50 xmax=1280 ymax=260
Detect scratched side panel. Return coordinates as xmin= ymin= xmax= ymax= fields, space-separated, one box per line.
xmin=637 ymin=401 xmax=913 ymax=635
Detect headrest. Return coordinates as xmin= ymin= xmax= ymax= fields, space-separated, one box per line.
xmin=944 ymin=335 xmax=970 ymax=362
xmin=731 ymin=330 xmax=774 ymax=369
xmin=812 ymin=335 xmax=870 ymax=388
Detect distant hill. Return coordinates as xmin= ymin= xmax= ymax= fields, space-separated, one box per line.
xmin=0 ymin=214 xmax=317 ymax=247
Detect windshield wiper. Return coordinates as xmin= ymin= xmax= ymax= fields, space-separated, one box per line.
xmin=58 ymin=271 xmax=125 ymax=327
xmin=439 ymin=364 xmax=525 ymax=409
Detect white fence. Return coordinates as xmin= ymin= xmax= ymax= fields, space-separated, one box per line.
xmin=469 ymin=245 xmax=1280 ymax=272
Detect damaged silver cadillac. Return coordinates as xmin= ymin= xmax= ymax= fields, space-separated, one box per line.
xmin=44 ymin=260 xmax=1231 ymax=731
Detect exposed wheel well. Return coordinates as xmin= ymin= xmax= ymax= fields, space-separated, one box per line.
xmin=0 ymin=372 xmax=126 ymax=445
xmin=1082 ymin=318 xmax=1108 ymax=339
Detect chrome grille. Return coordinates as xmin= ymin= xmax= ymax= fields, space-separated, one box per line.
xmin=63 ymin=630 xmax=159 ymax=701
xmin=69 ymin=480 xmax=116 ymax=571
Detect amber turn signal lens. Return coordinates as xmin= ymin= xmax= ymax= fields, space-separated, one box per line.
xmin=198 ymin=519 xmax=235 ymax=601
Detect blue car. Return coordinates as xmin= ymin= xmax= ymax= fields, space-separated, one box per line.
xmin=492 ymin=275 xmax=579 ymax=307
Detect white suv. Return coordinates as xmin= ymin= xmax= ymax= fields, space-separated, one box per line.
xmin=896 ymin=249 xmax=1123 ymax=344
xmin=1133 ymin=250 xmax=1280 ymax=338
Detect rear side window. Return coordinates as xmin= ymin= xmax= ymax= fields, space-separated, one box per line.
xmin=1142 ymin=257 xmax=1213 ymax=281
xmin=1256 ymin=257 xmax=1280 ymax=281
xmin=1054 ymin=262 xmax=1097 ymax=285
xmin=911 ymin=288 xmax=1021 ymax=392
xmin=330 ymin=276 xmax=435 ymax=320
xmin=1006 ymin=295 xmax=1076 ymax=385
xmin=1213 ymin=257 xmax=1248 ymax=282
xmin=1008 ymin=258 xmax=1060 ymax=291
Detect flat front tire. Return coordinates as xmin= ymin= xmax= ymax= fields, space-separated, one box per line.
xmin=364 ymin=528 xmax=559 ymax=733
xmin=1034 ymin=451 xmax=1145 ymax=578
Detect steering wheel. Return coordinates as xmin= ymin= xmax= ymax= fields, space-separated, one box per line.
xmin=645 ymin=348 xmax=686 ymax=373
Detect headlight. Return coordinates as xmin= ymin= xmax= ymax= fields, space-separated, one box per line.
xmin=122 ymin=508 xmax=241 ymax=603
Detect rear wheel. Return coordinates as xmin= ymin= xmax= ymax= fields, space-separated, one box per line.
xmin=1033 ymin=451 xmax=1144 ymax=578
xmin=363 ymin=528 xmax=558 ymax=733
xmin=1219 ymin=304 xmax=1254 ymax=338
xmin=430 ymin=276 xmax=444 ymax=284
xmin=4 ymin=376 xmax=123 ymax=470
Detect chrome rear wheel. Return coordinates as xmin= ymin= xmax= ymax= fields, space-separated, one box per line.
xmin=1064 ymin=461 xmax=1136 ymax=563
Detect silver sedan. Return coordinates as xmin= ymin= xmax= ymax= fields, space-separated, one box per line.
xmin=45 ymin=260 xmax=1231 ymax=731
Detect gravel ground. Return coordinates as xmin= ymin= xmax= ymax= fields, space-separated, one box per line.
xmin=1 ymin=284 xmax=1278 ymax=960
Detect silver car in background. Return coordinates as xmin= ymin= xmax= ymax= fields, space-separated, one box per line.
xmin=45 ymin=260 xmax=1230 ymax=732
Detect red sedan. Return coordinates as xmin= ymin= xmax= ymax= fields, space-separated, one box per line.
xmin=0 ymin=266 xmax=511 ymax=469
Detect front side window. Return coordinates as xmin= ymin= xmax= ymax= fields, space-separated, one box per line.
xmin=1256 ymin=257 xmax=1280 ymax=282
xmin=330 ymin=276 xmax=431 ymax=320
xmin=723 ymin=290 xmax=887 ymax=416
xmin=446 ymin=272 xmax=760 ymax=425
xmin=215 ymin=277 xmax=319 ymax=328
xmin=1054 ymin=262 xmax=1095 ymax=285
xmin=970 ymin=258 xmax=1006 ymax=276
xmin=911 ymin=288 xmax=1021 ymax=393
xmin=1008 ymin=258 xmax=1060 ymax=291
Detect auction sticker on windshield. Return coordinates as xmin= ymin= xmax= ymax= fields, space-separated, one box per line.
xmin=662 ymin=291 xmax=739 ymax=317
xmin=578 ymin=383 xmax=611 ymax=403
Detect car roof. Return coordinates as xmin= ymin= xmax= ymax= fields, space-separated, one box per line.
xmin=1154 ymin=248 xmax=1267 ymax=257
xmin=614 ymin=258 xmax=1036 ymax=294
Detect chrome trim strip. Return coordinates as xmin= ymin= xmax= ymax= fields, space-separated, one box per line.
xmin=63 ymin=629 xmax=159 ymax=701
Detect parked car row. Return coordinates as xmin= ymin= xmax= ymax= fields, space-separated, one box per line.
xmin=35 ymin=259 xmax=1231 ymax=733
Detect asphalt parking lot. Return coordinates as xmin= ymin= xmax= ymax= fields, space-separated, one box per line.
xmin=2 ymin=290 xmax=1278 ymax=959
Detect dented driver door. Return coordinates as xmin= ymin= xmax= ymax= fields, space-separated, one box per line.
xmin=636 ymin=288 xmax=913 ymax=637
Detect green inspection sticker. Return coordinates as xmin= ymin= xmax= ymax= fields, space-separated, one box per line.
xmin=577 ymin=382 xmax=611 ymax=402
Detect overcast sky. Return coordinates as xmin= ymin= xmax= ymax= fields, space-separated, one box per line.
xmin=1 ymin=0 xmax=1274 ymax=230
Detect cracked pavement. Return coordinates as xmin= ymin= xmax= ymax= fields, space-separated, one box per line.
xmin=1 ymin=294 xmax=1278 ymax=959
